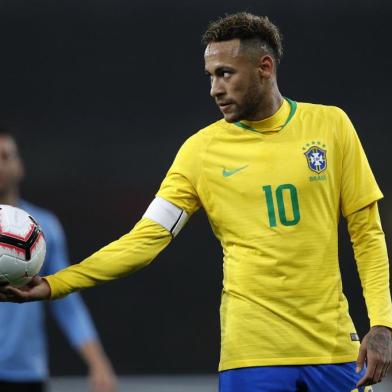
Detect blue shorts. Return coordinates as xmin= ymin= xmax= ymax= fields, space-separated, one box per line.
xmin=219 ymin=362 xmax=373 ymax=392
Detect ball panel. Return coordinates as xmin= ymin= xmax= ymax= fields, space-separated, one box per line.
xmin=26 ymin=236 xmax=46 ymax=277
xmin=0 ymin=254 xmax=28 ymax=285
xmin=0 ymin=242 xmax=26 ymax=260
xmin=0 ymin=205 xmax=36 ymax=241
xmin=0 ymin=205 xmax=46 ymax=285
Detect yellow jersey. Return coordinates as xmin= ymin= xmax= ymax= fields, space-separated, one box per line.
xmin=156 ymin=98 xmax=386 ymax=370
xmin=46 ymin=98 xmax=391 ymax=371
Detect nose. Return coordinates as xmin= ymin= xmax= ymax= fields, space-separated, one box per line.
xmin=210 ymin=77 xmax=225 ymax=98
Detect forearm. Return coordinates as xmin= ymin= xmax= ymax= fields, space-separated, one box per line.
xmin=45 ymin=218 xmax=172 ymax=299
xmin=79 ymin=340 xmax=117 ymax=392
xmin=347 ymin=202 xmax=392 ymax=327
xmin=79 ymin=340 xmax=111 ymax=369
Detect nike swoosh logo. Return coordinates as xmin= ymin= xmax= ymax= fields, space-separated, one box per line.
xmin=222 ymin=165 xmax=248 ymax=177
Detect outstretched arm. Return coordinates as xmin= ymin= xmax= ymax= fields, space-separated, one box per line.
xmin=0 ymin=217 xmax=172 ymax=301
xmin=0 ymin=134 xmax=202 ymax=302
xmin=46 ymin=218 xmax=172 ymax=299
xmin=346 ymin=202 xmax=392 ymax=387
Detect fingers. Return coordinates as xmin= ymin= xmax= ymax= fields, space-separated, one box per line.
xmin=0 ymin=283 xmax=10 ymax=300
xmin=6 ymin=286 xmax=29 ymax=298
xmin=0 ymin=285 xmax=13 ymax=301
xmin=0 ymin=291 xmax=9 ymax=301
xmin=357 ymin=351 xmax=391 ymax=386
xmin=381 ymin=361 xmax=390 ymax=380
xmin=356 ymin=327 xmax=392 ymax=386
xmin=0 ymin=285 xmax=30 ymax=303
xmin=356 ymin=338 xmax=367 ymax=374
xmin=372 ymin=360 xmax=384 ymax=384
xmin=357 ymin=362 xmax=375 ymax=387
xmin=1 ymin=287 xmax=29 ymax=303
xmin=0 ymin=276 xmax=50 ymax=302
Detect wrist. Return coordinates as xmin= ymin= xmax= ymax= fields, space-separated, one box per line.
xmin=41 ymin=278 xmax=52 ymax=299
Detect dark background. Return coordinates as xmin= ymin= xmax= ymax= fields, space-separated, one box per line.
xmin=0 ymin=0 xmax=391 ymax=376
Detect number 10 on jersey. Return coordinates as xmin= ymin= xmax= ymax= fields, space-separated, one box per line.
xmin=262 ymin=184 xmax=300 ymax=227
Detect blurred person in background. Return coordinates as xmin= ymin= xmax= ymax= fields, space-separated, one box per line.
xmin=0 ymin=130 xmax=117 ymax=392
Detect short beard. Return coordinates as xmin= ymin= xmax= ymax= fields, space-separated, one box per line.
xmin=236 ymin=84 xmax=265 ymax=121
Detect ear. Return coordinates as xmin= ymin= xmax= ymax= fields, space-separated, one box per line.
xmin=257 ymin=54 xmax=275 ymax=79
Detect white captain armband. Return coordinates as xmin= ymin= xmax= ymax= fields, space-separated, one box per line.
xmin=142 ymin=196 xmax=189 ymax=237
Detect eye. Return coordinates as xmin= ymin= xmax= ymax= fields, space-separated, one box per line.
xmin=218 ymin=68 xmax=234 ymax=79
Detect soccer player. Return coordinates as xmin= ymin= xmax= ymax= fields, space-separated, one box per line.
xmin=0 ymin=131 xmax=117 ymax=392
xmin=1 ymin=12 xmax=391 ymax=392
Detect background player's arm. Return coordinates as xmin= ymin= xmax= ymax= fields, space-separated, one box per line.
xmin=346 ymin=202 xmax=392 ymax=386
xmin=45 ymin=214 xmax=117 ymax=392
xmin=78 ymin=341 xmax=117 ymax=392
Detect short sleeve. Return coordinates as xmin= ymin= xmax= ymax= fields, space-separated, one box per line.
xmin=339 ymin=110 xmax=383 ymax=217
xmin=157 ymin=135 xmax=202 ymax=215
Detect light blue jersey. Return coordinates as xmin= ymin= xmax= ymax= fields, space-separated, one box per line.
xmin=0 ymin=200 xmax=98 ymax=382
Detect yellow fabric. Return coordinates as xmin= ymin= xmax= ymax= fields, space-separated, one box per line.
xmin=156 ymin=100 xmax=386 ymax=371
xmin=45 ymin=99 xmax=390 ymax=372
xmin=347 ymin=202 xmax=392 ymax=328
xmin=46 ymin=218 xmax=171 ymax=298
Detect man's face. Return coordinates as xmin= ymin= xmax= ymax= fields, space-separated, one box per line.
xmin=204 ymin=39 xmax=266 ymax=122
xmin=0 ymin=136 xmax=23 ymax=196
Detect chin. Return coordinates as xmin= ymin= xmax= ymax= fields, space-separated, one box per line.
xmin=223 ymin=112 xmax=241 ymax=123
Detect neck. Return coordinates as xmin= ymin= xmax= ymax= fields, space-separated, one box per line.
xmin=0 ymin=190 xmax=19 ymax=206
xmin=247 ymin=84 xmax=283 ymax=121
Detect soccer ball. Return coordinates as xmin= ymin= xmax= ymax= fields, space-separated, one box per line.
xmin=0 ymin=205 xmax=46 ymax=286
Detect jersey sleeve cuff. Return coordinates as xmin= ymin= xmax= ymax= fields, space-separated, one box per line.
xmin=43 ymin=275 xmax=61 ymax=300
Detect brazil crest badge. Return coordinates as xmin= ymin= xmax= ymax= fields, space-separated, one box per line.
xmin=304 ymin=145 xmax=327 ymax=174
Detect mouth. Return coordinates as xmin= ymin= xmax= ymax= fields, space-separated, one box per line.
xmin=217 ymin=101 xmax=234 ymax=113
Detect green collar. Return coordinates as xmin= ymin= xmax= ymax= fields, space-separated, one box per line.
xmin=234 ymin=97 xmax=297 ymax=134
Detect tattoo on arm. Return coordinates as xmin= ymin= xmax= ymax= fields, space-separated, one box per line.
xmin=368 ymin=327 xmax=392 ymax=357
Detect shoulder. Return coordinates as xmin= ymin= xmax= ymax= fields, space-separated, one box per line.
xmin=181 ymin=119 xmax=224 ymax=150
xmin=173 ymin=119 xmax=225 ymax=163
xmin=166 ymin=120 xmax=225 ymax=180
xmin=296 ymin=101 xmax=354 ymax=140
xmin=296 ymin=101 xmax=349 ymax=121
